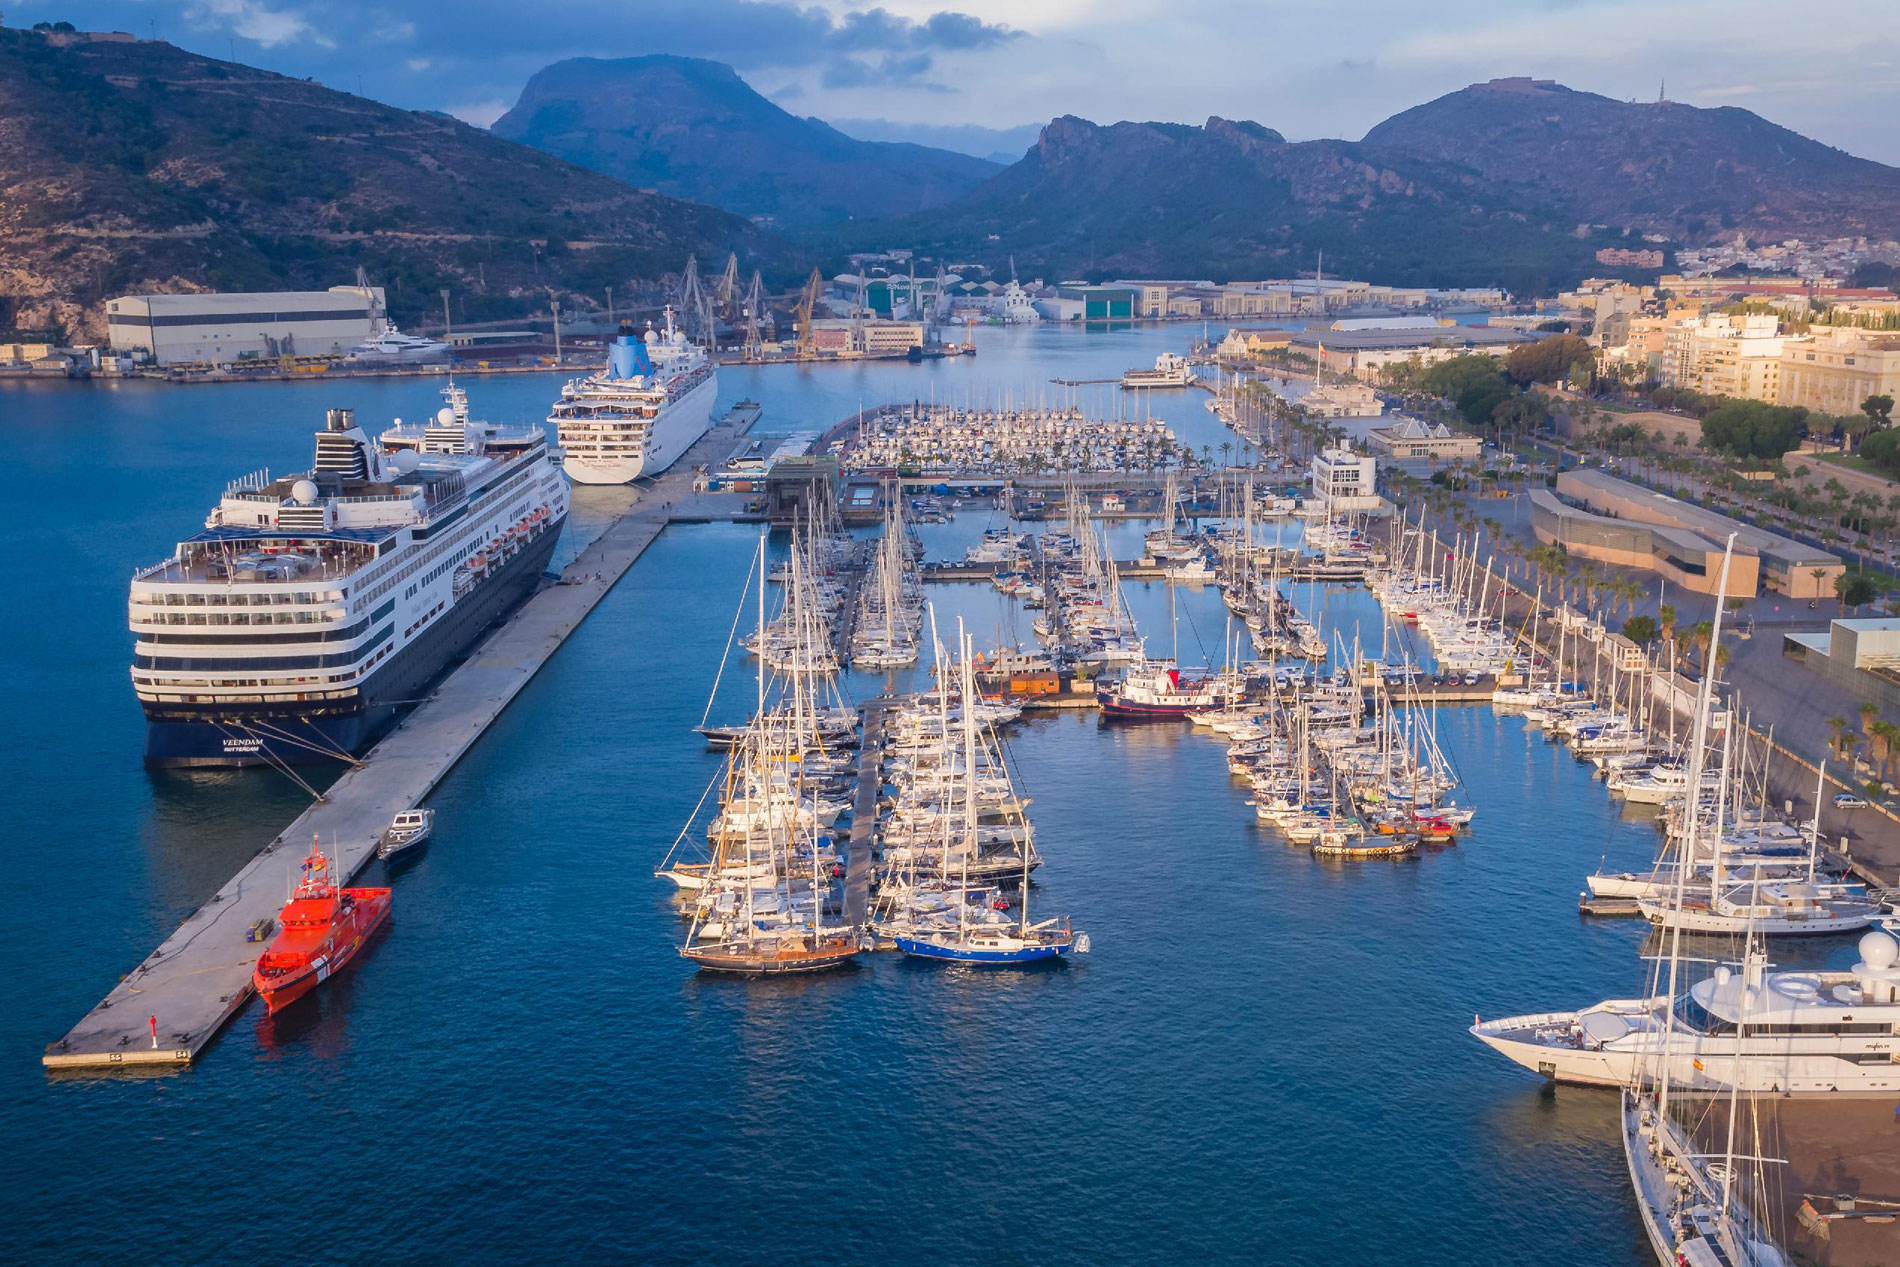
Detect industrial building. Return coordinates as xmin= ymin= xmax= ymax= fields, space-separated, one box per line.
xmin=1531 ymin=469 xmax=1842 ymax=599
xmin=1784 ymin=619 xmax=1900 ymax=719
xmin=1055 ymin=286 xmax=1138 ymax=321
xmin=105 ymin=287 xmax=382 ymax=366
xmin=1290 ymin=325 xmax=1537 ymax=377
xmin=805 ymin=319 xmax=927 ymax=356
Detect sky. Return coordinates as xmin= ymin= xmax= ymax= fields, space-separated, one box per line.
xmin=17 ymin=0 xmax=1900 ymax=164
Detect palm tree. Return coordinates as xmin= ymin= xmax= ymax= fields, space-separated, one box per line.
xmin=1688 ymin=619 xmax=1715 ymax=674
xmin=1868 ymin=719 xmax=1898 ymax=787
xmin=1859 ymin=701 xmax=1880 ymax=764
xmin=1826 ymin=716 xmax=1852 ymax=760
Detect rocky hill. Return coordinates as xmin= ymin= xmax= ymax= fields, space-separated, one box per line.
xmin=0 ymin=29 xmax=787 ymax=339
xmin=835 ymin=114 xmax=1603 ymax=292
xmin=1361 ymin=77 xmax=1900 ymax=242
xmin=492 ymin=55 xmax=999 ymax=226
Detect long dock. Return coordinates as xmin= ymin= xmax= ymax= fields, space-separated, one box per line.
xmin=44 ymin=408 xmax=758 ymax=1070
xmin=842 ymin=698 xmax=891 ymax=927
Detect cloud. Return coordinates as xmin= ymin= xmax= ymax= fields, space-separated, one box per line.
xmin=445 ymin=98 xmax=511 ymax=127
xmin=919 ymin=11 xmax=1017 ymax=50
xmin=185 ymin=0 xmax=319 ymax=48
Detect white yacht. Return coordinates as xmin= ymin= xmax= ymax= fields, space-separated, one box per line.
xmin=131 ymin=386 xmax=568 ymax=766
xmin=552 ymin=308 xmax=717 ymax=484
xmin=1636 ymin=876 xmax=1884 ymax=936
xmin=345 ymin=326 xmax=449 ymax=364
xmin=1121 ymin=351 xmax=1196 ymax=389
xmin=1473 ymin=929 xmax=1900 ymax=1095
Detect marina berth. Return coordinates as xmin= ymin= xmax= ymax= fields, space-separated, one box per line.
xmin=842 ymin=400 xmax=1182 ymax=476
xmin=849 ymin=498 xmax=924 ymax=670
xmin=552 ymin=307 xmax=717 ymax=485
xmin=130 ymin=383 xmax=569 ymax=767
xmin=670 ymin=537 xmax=862 ymax=976
xmin=880 ymin=623 xmax=1083 ymax=964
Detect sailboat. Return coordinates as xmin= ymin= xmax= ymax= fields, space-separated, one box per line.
xmin=849 ymin=491 xmax=922 ymax=669
xmin=1623 ymin=536 xmax=1791 ymax=1266
xmin=895 ymin=623 xmax=1086 ymax=965
xmin=1624 ymin=895 xmax=1793 ymax=1266
xmin=680 ymin=533 xmax=862 ymax=975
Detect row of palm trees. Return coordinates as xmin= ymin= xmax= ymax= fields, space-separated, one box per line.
xmin=1825 ymin=700 xmax=1900 ymax=792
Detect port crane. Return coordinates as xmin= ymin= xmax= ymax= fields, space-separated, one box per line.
xmin=792 ymin=267 xmax=824 ymax=358
xmin=741 ymin=270 xmax=767 ymax=361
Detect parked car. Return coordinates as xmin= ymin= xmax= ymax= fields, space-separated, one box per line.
xmin=1833 ymin=792 xmax=1869 ymax=809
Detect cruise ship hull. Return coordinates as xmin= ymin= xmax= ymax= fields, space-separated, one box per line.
xmin=142 ymin=514 xmax=565 ymax=767
xmin=561 ymin=374 xmax=717 ymax=486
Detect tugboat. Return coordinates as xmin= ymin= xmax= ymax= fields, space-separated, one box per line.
xmin=252 ymin=840 xmax=392 ymax=1014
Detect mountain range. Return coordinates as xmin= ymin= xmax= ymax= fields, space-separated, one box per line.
xmin=492 ymin=56 xmax=1000 ymax=226
xmin=9 ymin=28 xmax=1900 ymax=339
xmin=1362 ymin=77 xmax=1900 ymax=243
xmin=0 ymin=29 xmax=787 ymax=339
xmin=826 ymin=113 xmax=1599 ymax=292
xmin=488 ymin=64 xmax=1900 ymax=291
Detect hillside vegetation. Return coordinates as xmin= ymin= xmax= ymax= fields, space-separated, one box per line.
xmin=0 ymin=29 xmax=789 ymax=337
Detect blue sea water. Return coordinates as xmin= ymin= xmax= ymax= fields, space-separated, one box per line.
xmin=0 ymin=324 xmax=1800 ymax=1263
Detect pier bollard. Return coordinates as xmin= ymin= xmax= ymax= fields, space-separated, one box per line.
xmin=149 ymin=1016 xmax=158 ymax=1049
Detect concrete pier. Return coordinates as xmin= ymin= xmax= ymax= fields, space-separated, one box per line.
xmin=44 ymin=408 xmax=758 ymax=1070
xmin=842 ymin=698 xmax=890 ymax=928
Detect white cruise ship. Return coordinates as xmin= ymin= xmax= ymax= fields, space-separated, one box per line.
xmin=552 ymin=308 xmax=717 ymax=485
xmin=131 ymin=385 xmax=569 ymax=766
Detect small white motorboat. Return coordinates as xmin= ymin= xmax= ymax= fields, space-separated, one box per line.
xmin=377 ymin=808 xmax=434 ymax=862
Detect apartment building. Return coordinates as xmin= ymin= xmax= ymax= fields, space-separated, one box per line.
xmin=1658 ymin=314 xmax=1784 ymax=400
xmin=1777 ymin=328 xmax=1900 ymax=415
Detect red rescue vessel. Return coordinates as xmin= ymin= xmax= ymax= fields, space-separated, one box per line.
xmin=252 ymin=840 xmax=391 ymax=1014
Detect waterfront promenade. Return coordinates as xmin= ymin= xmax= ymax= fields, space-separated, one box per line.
xmin=42 ymin=408 xmax=758 ymax=1069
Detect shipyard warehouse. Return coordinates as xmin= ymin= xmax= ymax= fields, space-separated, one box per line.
xmin=105 ymin=286 xmax=382 ymax=366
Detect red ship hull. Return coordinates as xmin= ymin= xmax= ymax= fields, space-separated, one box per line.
xmin=253 ymin=864 xmax=392 ymax=1014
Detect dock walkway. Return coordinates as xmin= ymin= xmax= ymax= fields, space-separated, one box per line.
xmin=842 ymin=698 xmax=891 ymax=928
xmin=45 ymin=409 xmax=757 ymax=1070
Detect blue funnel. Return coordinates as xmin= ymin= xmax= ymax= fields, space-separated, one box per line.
xmin=608 ymin=334 xmax=653 ymax=380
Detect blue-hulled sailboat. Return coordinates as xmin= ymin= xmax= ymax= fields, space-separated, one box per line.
xmin=895 ymin=623 xmax=1087 ymax=966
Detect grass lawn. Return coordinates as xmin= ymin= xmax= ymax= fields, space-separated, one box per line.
xmin=1807 ymin=450 xmax=1891 ymax=478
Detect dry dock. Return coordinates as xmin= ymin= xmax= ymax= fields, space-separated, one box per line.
xmin=44 ymin=408 xmax=758 ymax=1070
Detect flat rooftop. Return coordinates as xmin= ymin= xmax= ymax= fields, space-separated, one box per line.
xmin=1289 ymin=326 xmax=1534 ymax=350
xmin=1559 ymin=468 xmax=1841 ymax=569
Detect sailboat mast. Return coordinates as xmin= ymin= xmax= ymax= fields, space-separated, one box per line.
xmin=958 ymin=621 xmax=976 ymax=943
xmin=1656 ymin=536 xmax=1735 ymax=1125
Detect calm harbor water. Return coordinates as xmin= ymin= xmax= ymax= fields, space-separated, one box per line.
xmin=0 ymin=323 xmax=1841 ymax=1262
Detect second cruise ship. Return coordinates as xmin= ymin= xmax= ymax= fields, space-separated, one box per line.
xmin=552 ymin=307 xmax=717 ymax=484
xmin=131 ymin=385 xmax=569 ymax=766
